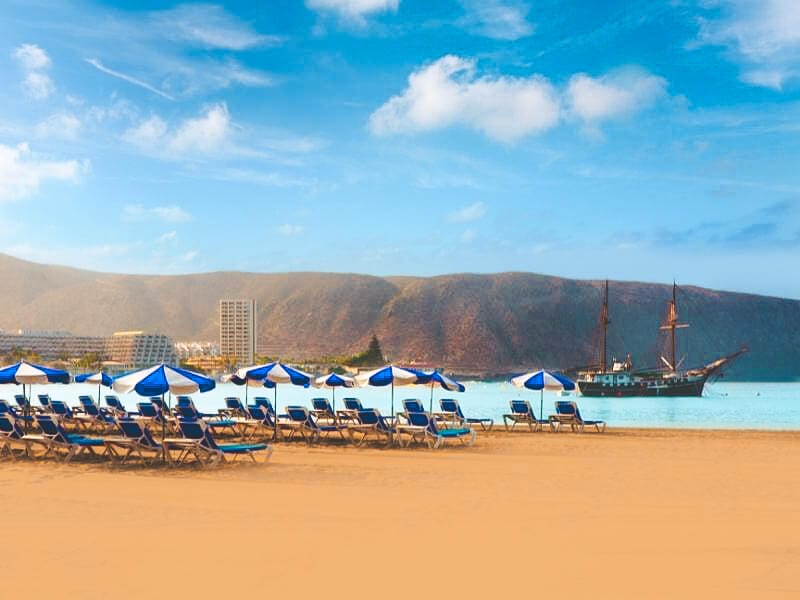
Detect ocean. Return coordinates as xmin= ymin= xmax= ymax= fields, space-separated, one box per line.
xmin=42 ymin=380 xmax=800 ymax=430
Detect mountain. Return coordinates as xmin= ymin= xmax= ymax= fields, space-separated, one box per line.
xmin=0 ymin=253 xmax=797 ymax=380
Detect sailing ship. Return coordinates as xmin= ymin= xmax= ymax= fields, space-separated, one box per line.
xmin=577 ymin=281 xmax=747 ymax=397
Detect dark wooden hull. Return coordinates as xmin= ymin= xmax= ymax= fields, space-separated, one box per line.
xmin=578 ymin=377 xmax=707 ymax=397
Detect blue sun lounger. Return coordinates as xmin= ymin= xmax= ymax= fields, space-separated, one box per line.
xmin=173 ymin=418 xmax=272 ymax=465
xmin=0 ymin=399 xmax=34 ymax=421
xmin=397 ymin=411 xmax=476 ymax=449
xmin=550 ymin=401 xmax=607 ymax=433
xmin=104 ymin=395 xmax=127 ymax=416
xmin=503 ymin=400 xmax=551 ymax=432
xmin=439 ymin=398 xmax=494 ymax=431
xmin=0 ymin=413 xmax=48 ymax=459
xmin=311 ymin=398 xmax=337 ymax=423
xmin=220 ymin=397 xmax=248 ymax=418
xmin=284 ymin=406 xmax=347 ymax=443
xmin=104 ymin=417 xmax=167 ymax=464
xmin=76 ymin=396 xmax=116 ymax=430
xmin=175 ymin=396 xmax=239 ymax=434
xmin=38 ymin=394 xmax=52 ymax=412
xmin=347 ymin=408 xmax=395 ymax=446
xmin=402 ymin=399 xmax=426 ymax=414
xmin=235 ymin=405 xmax=281 ymax=439
xmin=35 ymin=414 xmax=107 ymax=462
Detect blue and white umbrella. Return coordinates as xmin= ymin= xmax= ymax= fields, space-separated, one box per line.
xmin=0 ymin=360 xmax=70 ymax=431
xmin=356 ymin=365 xmax=430 ymax=441
xmin=234 ymin=361 xmax=313 ymax=438
xmin=313 ymin=372 xmax=355 ymax=413
xmin=511 ymin=369 xmax=576 ymax=423
xmin=75 ymin=371 xmax=113 ymax=408
xmin=424 ymin=370 xmax=466 ymax=412
xmin=113 ymin=363 xmax=216 ymax=461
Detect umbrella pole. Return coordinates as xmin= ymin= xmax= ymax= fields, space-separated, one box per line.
xmin=162 ymin=392 xmax=167 ymax=464
xmin=390 ymin=381 xmax=395 ymax=446
xmin=23 ymin=383 xmax=28 ymax=434
xmin=540 ymin=389 xmax=544 ymax=432
xmin=273 ymin=386 xmax=279 ymax=441
xmin=429 ymin=381 xmax=434 ymax=414
xmin=332 ymin=387 xmax=335 ymax=416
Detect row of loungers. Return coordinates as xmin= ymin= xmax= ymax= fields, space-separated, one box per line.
xmin=503 ymin=400 xmax=607 ymax=432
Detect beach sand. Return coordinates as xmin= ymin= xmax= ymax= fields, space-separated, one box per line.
xmin=3 ymin=428 xmax=799 ymax=599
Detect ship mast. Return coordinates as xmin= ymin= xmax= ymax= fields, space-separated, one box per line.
xmin=599 ymin=280 xmax=610 ymax=372
xmin=659 ymin=282 xmax=688 ymax=373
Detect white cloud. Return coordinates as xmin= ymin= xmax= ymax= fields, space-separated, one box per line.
xmin=12 ymin=44 xmax=54 ymax=100
xmin=151 ymin=4 xmax=282 ymax=50
xmin=369 ymin=55 xmax=560 ymax=142
xmin=448 ymin=201 xmax=487 ymax=223
xmin=458 ymin=0 xmax=534 ymax=41
xmin=306 ymin=0 xmax=399 ymax=25
xmin=180 ymin=250 xmax=199 ymax=262
xmin=123 ymin=204 xmax=192 ymax=223
xmin=278 ymin=223 xmax=305 ymax=236
xmin=566 ymin=67 xmax=666 ymax=129
xmin=460 ymin=228 xmax=477 ymax=243
xmin=35 ymin=113 xmax=82 ymax=140
xmin=0 ymin=143 xmax=87 ymax=201
xmin=158 ymin=230 xmax=178 ymax=243
xmin=12 ymin=44 xmax=51 ymax=70
xmin=697 ymin=0 xmax=800 ymax=89
xmin=85 ymin=58 xmax=175 ymax=101
xmin=123 ymin=103 xmax=232 ymax=158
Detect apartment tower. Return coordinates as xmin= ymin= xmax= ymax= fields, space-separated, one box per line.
xmin=219 ymin=299 xmax=257 ymax=367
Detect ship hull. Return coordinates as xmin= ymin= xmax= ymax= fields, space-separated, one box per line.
xmin=578 ymin=377 xmax=706 ymax=397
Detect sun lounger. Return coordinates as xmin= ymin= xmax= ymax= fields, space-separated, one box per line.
xmin=49 ymin=400 xmax=91 ymax=431
xmin=0 ymin=413 xmax=48 ymax=459
xmin=76 ymin=396 xmax=116 ymax=430
xmin=233 ymin=405 xmax=280 ymax=439
xmin=104 ymin=417 xmax=168 ymax=464
xmin=550 ymin=401 xmax=606 ymax=433
xmin=34 ymin=414 xmax=108 ymax=462
xmin=172 ymin=418 xmax=272 ymax=465
xmin=347 ymin=408 xmax=395 ymax=446
xmin=175 ymin=396 xmax=239 ymax=435
xmin=284 ymin=406 xmax=347 ymax=443
xmin=104 ymin=395 xmax=127 ymax=416
xmin=38 ymin=394 xmax=52 ymax=412
xmin=402 ymin=399 xmax=426 ymax=414
xmin=502 ymin=400 xmax=552 ymax=432
xmin=439 ymin=398 xmax=494 ymax=431
xmin=396 ymin=411 xmax=476 ymax=449
xmin=311 ymin=398 xmax=337 ymax=423
xmin=220 ymin=397 xmax=248 ymax=418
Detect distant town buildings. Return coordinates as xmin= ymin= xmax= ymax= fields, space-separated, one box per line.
xmin=219 ymin=299 xmax=257 ymax=367
xmin=175 ymin=341 xmax=220 ymax=360
xmin=0 ymin=329 xmax=106 ymax=361
xmin=105 ymin=331 xmax=178 ymax=370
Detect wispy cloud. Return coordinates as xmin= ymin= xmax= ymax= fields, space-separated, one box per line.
xmin=12 ymin=43 xmax=54 ymax=100
xmin=306 ymin=0 xmax=399 ymax=26
xmin=457 ymin=0 xmax=534 ymax=41
xmin=448 ymin=201 xmax=487 ymax=222
xmin=278 ymin=223 xmax=305 ymax=236
xmin=34 ymin=113 xmax=82 ymax=140
xmin=123 ymin=204 xmax=192 ymax=223
xmin=151 ymin=4 xmax=283 ymax=50
xmin=0 ymin=143 xmax=88 ymax=201
xmin=85 ymin=58 xmax=175 ymax=100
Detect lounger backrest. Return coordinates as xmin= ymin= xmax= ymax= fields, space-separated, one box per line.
xmin=36 ymin=415 xmax=69 ymax=443
xmin=344 ymin=398 xmax=363 ymax=411
xmin=510 ymin=400 xmax=531 ymax=415
xmin=0 ymin=400 xmax=11 ymax=414
xmin=407 ymin=411 xmax=432 ymax=428
xmin=150 ymin=397 xmax=167 ymax=410
xmin=312 ymin=398 xmax=332 ymax=412
xmin=286 ymin=405 xmax=311 ymax=423
xmin=357 ymin=409 xmax=379 ymax=426
xmin=178 ymin=418 xmax=218 ymax=450
xmin=247 ymin=406 xmax=275 ymax=427
xmin=105 ymin=396 xmax=124 ymax=411
xmin=137 ymin=402 xmax=159 ymax=417
xmin=440 ymin=398 xmax=464 ymax=419
xmin=119 ymin=418 xmax=146 ymax=440
xmin=79 ymin=396 xmax=93 ymax=407
xmin=403 ymin=399 xmax=425 ymax=413
xmin=555 ymin=401 xmax=577 ymax=416
xmin=14 ymin=395 xmax=29 ymax=408
xmin=225 ymin=397 xmax=243 ymax=410
xmin=253 ymin=397 xmax=275 ymax=414
xmin=38 ymin=394 xmax=51 ymax=405
xmin=0 ymin=414 xmax=23 ymax=438
xmin=50 ymin=400 xmax=71 ymax=417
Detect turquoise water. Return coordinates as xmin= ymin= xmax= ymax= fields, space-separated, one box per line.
xmin=23 ymin=380 xmax=800 ymax=430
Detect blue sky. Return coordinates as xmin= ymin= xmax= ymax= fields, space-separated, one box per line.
xmin=1 ymin=0 xmax=799 ymax=298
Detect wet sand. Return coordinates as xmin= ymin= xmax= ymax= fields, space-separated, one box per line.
xmin=2 ymin=428 xmax=799 ymax=599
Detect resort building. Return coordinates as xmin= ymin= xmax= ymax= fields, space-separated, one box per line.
xmin=104 ymin=331 xmax=178 ymax=370
xmin=0 ymin=329 xmax=106 ymax=361
xmin=175 ymin=340 xmax=220 ymax=360
xmin=219 ymin=299 xmax=257 ymax=366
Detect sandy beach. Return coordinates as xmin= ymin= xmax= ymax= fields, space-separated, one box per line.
xmin=3 ymin=428 xmax=799 ymax=599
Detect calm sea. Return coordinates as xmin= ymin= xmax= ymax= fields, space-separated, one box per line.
xmin=38 ymin=380 xmax=800 ymax=430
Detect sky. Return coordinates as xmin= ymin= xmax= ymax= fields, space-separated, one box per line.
xmin=1 ymin=1 xmax=799 ymax=298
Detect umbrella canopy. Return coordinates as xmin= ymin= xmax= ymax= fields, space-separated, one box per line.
xmin=75 ymin=371 xmax=113 ymax=387
xmin=0 ymin=360 xmax=71 ymax=385
xmin=511 ymin=370 xmax=575 ymax=391
xmin=511 ymin=369 xmax=575 ymax=426
xmin=314 ymin=372 xmax=355 ymax=389
xmin=112 ymin=363 xmax=215 ymax=396
xmin=356 ymin=365 xmax=430 ymax=443
xmin=423 ymin=370 xmax=465 ymax=412
xmin=235 ymin=361 xmax=313 ymax=387
xmin=313 ymin=372 xmax=355 ymax=413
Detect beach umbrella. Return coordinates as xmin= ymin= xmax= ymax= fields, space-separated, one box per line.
xmin=112 ymin=363 xmax=216 ymax=461
xmin=234 ymin=361 xmax=313 ymax=439
xmin=0 ymin=361 xmax=71 ymax=431
xmin=313 ymin=372 xmax=355 ymax=413
xmin=511 ymin=369 xmax=576 ymax=424
xmin=424 ymin=370 xmax=466 ymax=413
xmin=355 ymin=365 xmax=431 ymax=443
xmin=74 ymin=371 xmax=113 ymax=408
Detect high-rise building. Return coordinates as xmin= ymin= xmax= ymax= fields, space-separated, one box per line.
xmin=105 ymin=331 xmax=178 ymax=370
xmin=219 ymin=299 xmax=257 ymax=366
